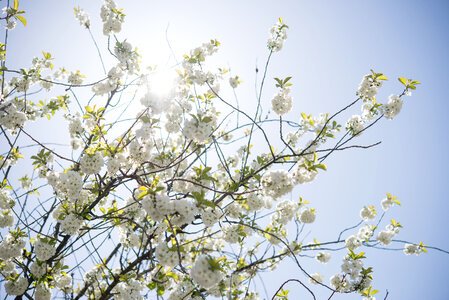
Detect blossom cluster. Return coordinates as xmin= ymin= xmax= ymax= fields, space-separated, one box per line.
xmin=267 ymin=18 xmax=288 ymax=51
xmin=0 ymin=235 xmax=25 ymax=260
xmin=271 ymin=86 xmax=293 ymax=115
xmin=100 ymin=0 xmax=124 ymax=35
xmin=261 ymin=169 xmax=294 ymax=199
xmin=35 ymin=237 xmax=56 ymax=261
xmin=329 ymin=255 xmax=372 ymax=293
xmin=383 ymin=94 xmax=403 ymax=120
xmin=376 ymin=222 xmax=400 ymax=246
xmin=80 ymin=151 xmax=104 ymax=174
xmin=74 ymin=7 xmax=90 ymax=28
xmin=190 ymin=255 xmax=224 ymax=289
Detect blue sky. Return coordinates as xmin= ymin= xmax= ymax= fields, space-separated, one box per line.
xmin=4 ymin=0 xmax=449 ymax=299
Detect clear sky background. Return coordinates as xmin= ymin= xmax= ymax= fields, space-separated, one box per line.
xmin=4 ymin=0 xmax=449 ymax=299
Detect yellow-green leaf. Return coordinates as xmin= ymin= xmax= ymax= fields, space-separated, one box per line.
xmin=16 ymin=15 xmax=26 ymax=26
xmin=398 ymin=77 xmax=407 ymax=86
xmin=14 ymin=0 xmax=19 ymax=10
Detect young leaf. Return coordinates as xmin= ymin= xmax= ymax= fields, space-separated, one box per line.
xmin=16 ymin=15 xmax=27 ymax=26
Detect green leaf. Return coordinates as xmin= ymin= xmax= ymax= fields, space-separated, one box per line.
xmin=315 ymin=164 xmax=327 ymax=171
xmin=141 ymin=116 xmax=150 ymax=123
xmin=14 ymin=0 xmax=19 ymax=10
xmin=377 ymin=75 xmax=388 ymax=81
xmin=398 ymin=77 xmax=407 ymax=86
xmin=16 ymin=15 xmax=26 ymax=26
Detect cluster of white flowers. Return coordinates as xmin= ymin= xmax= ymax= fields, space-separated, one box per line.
xmin=345 ymin=234 xmax=363 ymax=250
xmin=225 ymin=201 xmax=242 ymax=219
xmin=329 ymin=274 xmax=349 ymax=292
xmin=201 ymin=207 xmax=221 ymax=227
xmin=164 ymin=101 xmax=184 ymax=133
xmin=35 ymin=282 xmax=52 ymax=300
xmin=4 ymin=276 xmax=28 ymax=295
xmin=92 ymin=65 xmax=125 ymax=96
xmin=403 ymin=243 xmax=425 ymax=255
xmin=316 ymin=251 xmax=331 ymax=264
xmin=0 ymin=259 xmax=17 ymax=278
xmin=0 ymin=189 xmax=15 ymax=209
xmin=171 ymin=199 xmax=198 ymax=226
xmin=92 ymin=79 xmax=117 ymax=96
xmin=65 ymin=113 xmax=85 ymax=149
xmin=271 ymin=86 xmax=292 ymax=115
xmin=190 ymin=255 xmax=224 ymax=289
xmin=299 ymin=207 xmax=316 ymax=223
xmin=261 ymin=169 xmax=294 ymax=199
xmin=39 ymin=75 xmax=53 ymax=91
xmin=245 ymin=192 xmax=266 ymax=212
xmin=284 ymin=130 xmax=302 ymax=147
xmin=80 ymin=152 xmax=104 ymax=174
xmin=183 ymin=40 xmax=219 ymax=66
xmin=114 ymin=278 xmax=144 ymax=300
xmin=114 ymin=41 xmax=139 ymax=74
xmin=222 ymin=224 xmax=244 ymax=244
xmin=332 ymin=255 xmax=372 ymax=293
xmin=0 ymin=210 xmax=14 ymax=227
xmin=100 ymin=0 xmax=124 ymax=35
xmin=128 ymin=137 xmax=152 ymax=165
xmin=118 ymin=224 xmax=141 ymax=248
xmin=361 ymin=101 xmax=377 ymax=121
xmin=74 ymin=7 xmax=90 ymax=28
xmin=231 ymin=224 xmax=253 ymax=243
xmin=292 ymin=157 xmax=319 ymax=184
xmin=383 ymin=94 xmax=403 ymax=120
xmin=180 ymin=40 xmax=220 ymax=91
xmin=0 ymin=100 xmax=27 ymax=131
xmin=381 ymin=198 xmax=394 ymax=211
xmin=376 ymin=223 xmax=400 ymax=245
xmin=20 ymin=175 xmax=32 ymax=191
xmin=30 ymin=260 xmax=47 ymax=278
xmin=9 ymin=76 xmax=31 ymax=92
xmin=82 ymin=266 xmax=104 ymax=296
xmin=4 ymin=19 xmax=16 ymax=30
xmin=345 ymin=115 xmax=364 ymax=136
xmin=65 ymin=74 xmax=83 ymax=89
xmin=108 ymin=65 xmax=124 ymax=82
xmin=229 ymin=75 xmax=241 ymax=88
xmin=35 ymin=238 xmax=56 ymax=261
xmin=142 ymin=192 xmax=172 ymax=222
xmin=360 ymin=206 xmax=376 ymax=221
xmin=272 ymin=200 xmax=298 ymax=225
xmin=55 ymin=170 xmax=83 ymax=199
xmin=0 ymin=235 xmax=25 ymax=260
xmin=356 ymin=75 xmax=381 ymax=101
xmin=54 ymin=272 xmax=72 ymax=292
xmin=267 ymin=20 xmax=288 ymax=52
xmin=106 ymin=153 xmax=127 ymax=175
xmin=60 ymin=212 xmax=84 ymax=235
xmin=183 ymin=108 xmax=217 ymax=144
xmin=155 ymin=242 xmax=179 ymax=267
xmin=357 ymin=224 xmax=375 ymax=241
